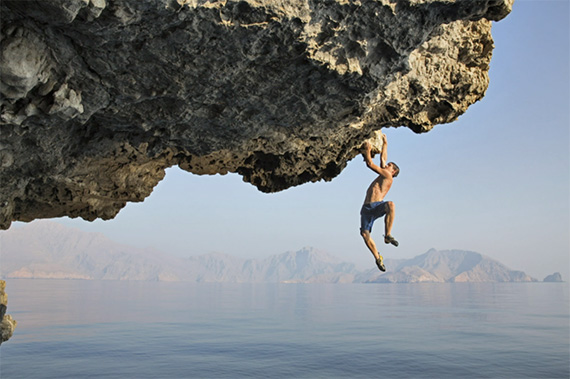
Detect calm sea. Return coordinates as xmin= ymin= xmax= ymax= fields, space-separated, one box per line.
xmin=0 ymin=280 xmax=568 ymax=379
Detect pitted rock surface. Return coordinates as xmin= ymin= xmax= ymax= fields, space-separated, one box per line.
xmin=0 ymin=0 xmax=513 ymax=229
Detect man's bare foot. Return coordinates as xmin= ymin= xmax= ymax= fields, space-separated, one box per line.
xmin=376 ymin=255 xmax=386 ymax=272
xmin=384 ymin=235 xmax=399 ymax=247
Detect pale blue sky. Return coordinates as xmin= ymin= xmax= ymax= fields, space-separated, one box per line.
xmin=51 ymin=0 xmax=569 ymax=280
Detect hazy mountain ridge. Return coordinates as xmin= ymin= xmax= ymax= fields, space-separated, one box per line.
xmin=0 ymin=221 xmax=557 ymax=283
xmin=0 ymin=222 xmax=182 ymax=281
xmin=369 ymin=248 xmax=536 ymax=283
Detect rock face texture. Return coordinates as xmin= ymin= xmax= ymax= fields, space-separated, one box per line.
xmin=0 ymin=280 xmax=17 ymax=345
xmin=0 ymin=0 xmax=513 ymax=228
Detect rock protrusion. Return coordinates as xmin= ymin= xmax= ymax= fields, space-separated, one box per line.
xmin=0 ymin=280 xmax=17 ymax=345
xmin=0 ymin=0 xmax=513 ymax=228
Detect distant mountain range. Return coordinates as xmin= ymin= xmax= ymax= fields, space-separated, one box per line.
xmin=0 ymin=221 xmax=562 ymax=283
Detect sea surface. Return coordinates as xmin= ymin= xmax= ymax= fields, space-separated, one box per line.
xmin=0 ymin=280 xmax=568 ymax=379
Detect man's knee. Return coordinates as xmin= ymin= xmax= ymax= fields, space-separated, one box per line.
xmin=386 ymin=201 xmax=395 ymax=213
xmin=360 ymin=229 xmax=370 ymax=238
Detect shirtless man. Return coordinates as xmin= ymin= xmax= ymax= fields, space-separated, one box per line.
xmin=360 ymin=132 xmax=400 ymax=272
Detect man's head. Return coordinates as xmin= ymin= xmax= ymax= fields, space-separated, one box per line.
xmin=387 ymin=162 xmax=400 ymax=178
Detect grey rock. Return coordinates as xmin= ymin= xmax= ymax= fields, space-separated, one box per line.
xmin=0 ymin=0 xmax=513 ymax=228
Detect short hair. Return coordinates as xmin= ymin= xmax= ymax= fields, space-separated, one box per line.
xmin=389 ymin=162 xmax=400 ymax=177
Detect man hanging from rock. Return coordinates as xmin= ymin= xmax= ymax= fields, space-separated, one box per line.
xmin=360 ymin=131 xmax=400 ymax=272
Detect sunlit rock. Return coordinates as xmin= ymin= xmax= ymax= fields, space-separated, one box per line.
xmin=0 ymin=280 xmax=17 ymax=345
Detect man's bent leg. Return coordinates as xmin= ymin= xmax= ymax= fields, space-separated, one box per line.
xmin=383 ymin=201 xmax=399 ymax=247
xmin=360 ymin=229 xmax=380 ymax=260
xmin=384 ymin=201 xmax=395 ymax=236
xmin=361 ymin=229 xmax=386 ymax=271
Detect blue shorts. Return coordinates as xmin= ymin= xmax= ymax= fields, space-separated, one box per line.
xmin=360 ymin=201 xmax=388 ymax=233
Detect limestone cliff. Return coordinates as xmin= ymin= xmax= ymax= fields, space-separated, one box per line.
xmin=0 ymin=0 xmax=513 ymax=228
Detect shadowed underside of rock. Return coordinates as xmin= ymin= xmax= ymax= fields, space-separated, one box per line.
xmin=0 ymin=0 xmax=513 ymax=229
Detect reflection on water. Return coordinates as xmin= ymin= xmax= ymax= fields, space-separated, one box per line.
xmin=2 ymin=280 xmax=569 ymax=378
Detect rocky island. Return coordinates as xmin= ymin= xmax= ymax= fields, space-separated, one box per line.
xmin=543 ymin=273 xmax=564 ymax=283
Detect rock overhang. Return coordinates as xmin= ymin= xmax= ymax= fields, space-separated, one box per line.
xmin=0 ymin=0 xmax=513 ymax=229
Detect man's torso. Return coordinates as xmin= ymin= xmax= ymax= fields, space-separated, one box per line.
xmin=364 ymin=175 xmax=392 ymax=204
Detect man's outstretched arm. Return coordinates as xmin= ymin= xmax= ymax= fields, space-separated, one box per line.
xmin=380 ymin=132 xmax=388 ymax=169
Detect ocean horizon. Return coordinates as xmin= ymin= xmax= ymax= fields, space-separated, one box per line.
xmin=1 ymin=279 xmax=568 ymax=378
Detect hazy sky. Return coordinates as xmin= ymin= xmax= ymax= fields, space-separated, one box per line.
xmin=47 ymin=1 xmax=569 ymax=280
